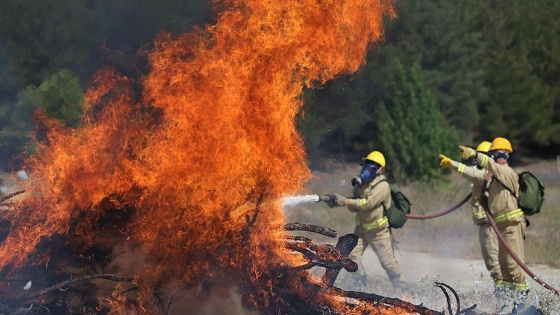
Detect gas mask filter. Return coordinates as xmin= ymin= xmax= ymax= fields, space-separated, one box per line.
xmin=351 ymin=162 xmax=380 ymax=188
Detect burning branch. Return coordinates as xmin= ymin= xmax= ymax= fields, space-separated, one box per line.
xmin=285 ymin=235 xmax=357 ymax=272
xmin=279 ymin=223 xmax=453 ymax=314
xmin=328 ymin=285 xmax=444 ymax=315
xmin=0 ymin=190 xmax=26 ymax=204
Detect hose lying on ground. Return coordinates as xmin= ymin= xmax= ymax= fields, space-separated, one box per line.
xmin=406 ymin=193 xmax=471 ymax=220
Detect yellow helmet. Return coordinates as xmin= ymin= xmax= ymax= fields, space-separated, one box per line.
xmin=476 ymin=141 xmax=492 ymax=153
xmin=489 ymin=137 xmax=513 ymax=153
xmin=363 ymin=151 xmax=386 ymax=168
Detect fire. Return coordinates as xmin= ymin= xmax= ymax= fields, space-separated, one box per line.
xmin=0 ymin=0 xmax=397 ymax=313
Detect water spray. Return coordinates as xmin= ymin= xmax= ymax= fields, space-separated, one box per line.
xmin=282 ymin=194 xmax=337 ymax=208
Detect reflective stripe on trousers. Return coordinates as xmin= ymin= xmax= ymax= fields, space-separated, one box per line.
xmin=357 ymin=216 xmax=389 ymax=231
xmin=493 ymin=208 xmax=523 ymax=223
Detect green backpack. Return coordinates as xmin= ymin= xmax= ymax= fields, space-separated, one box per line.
xmin=495 ymin=171 xmax=545 ymax=216
xmin=379 ymin=180 xmax=411 ymax=228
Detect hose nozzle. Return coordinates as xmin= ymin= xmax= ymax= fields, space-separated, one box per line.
xmin=318 ymin=194 xmax=337 ymax=208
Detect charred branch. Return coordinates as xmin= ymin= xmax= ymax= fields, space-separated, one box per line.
xmin=284 ymin=235 xmax=357 ymax=272
xmin=284 ymin=222 xmax=338 ymax=238
xmin=322 ymin=233 xmax=359 ymax=286
xmin=434 ymin=281 xmax=477 ymax=315
xmin=0 ymin=190 xmax=26 ymax=204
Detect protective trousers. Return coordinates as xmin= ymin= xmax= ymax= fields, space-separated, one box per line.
xmin=349 ymin=225 xmax=402 ymax=282
xmin=478 ymin=223 xmax=501 ymax=283
xmin=498 ymin=220 xmax=526 ymax=285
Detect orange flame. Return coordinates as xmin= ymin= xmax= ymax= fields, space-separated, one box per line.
xmin=0 ymin=0 xmax=396 ymax=313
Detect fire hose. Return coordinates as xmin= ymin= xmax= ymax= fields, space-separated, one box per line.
xmin=318 ymin=193 xmax=471 ymax=219
xmin=480 ymin=178 xmax=559 ymax=296
xmin=406 ymin=193 xmax=471 ymax=220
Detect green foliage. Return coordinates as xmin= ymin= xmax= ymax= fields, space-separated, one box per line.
xmin=0 ymin=0 xmax=559 ymax=174
xmin=479 ymin=0 xmax=560 ymax=150
xmin=0 ymin=69 xmax=83 ymax=169
xmin=0 ymin=0 xmax=212 ymax=100
xmin=370 ymin=0 xmax=489 ymax=140
xmin=16 ymin=69 xmax=83 ymax=127
xmin=0 ymin=0 xmax=97 ymax=98
xmin=0 ymin=100 xmax=29 ymax=169
xmin=374 ymin=61 xmax=458 ymax=183
xmin=0 ymin=0 xmax=212 ymax=171
xmin=298 ymin=80 xmax=371 ymax=166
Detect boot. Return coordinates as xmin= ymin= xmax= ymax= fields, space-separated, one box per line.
xmin=390 ymin=275 xmax=408 ymax=297
xmin=352 ymin=273 xmax=368 ymax=291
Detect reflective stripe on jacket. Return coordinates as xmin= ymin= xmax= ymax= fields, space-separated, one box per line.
xmin=450 ymin=160 xmax=489 ymax=224
xmin=476 ymin=154 xmax=523 ymax=225
xmin=346 ymin=174 xmax=391 ymax=230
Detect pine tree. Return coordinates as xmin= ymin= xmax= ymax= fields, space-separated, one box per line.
xmin=373 ymin=60 xmax=458 ymax=183
xmin=480 ymin=0 xmax=560 ymax=152
xmin=366 ymin=0 xmax=489 ymax=141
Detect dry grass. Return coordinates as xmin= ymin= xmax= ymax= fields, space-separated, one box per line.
xmin=290 ymin=158 xmax=560 ymax=268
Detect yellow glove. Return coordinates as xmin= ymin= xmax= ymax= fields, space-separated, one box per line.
xmin=459 ymin=145 xmax=476 ymax=160
xmin=439 ymin=154 xmax=452 ymax=168
xmin=333 ymin=193 xmax=347 ymax=207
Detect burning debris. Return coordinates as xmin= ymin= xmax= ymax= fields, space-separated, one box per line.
xmin=0 ymin=0 xmax=490 ymax=314
xmin=0 ymin=189 xmax=465 ymax=314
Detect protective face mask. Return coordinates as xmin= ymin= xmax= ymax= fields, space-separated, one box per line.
xmin=351 ymin=163 xmax=379 ymax=188
xmin=489 ymin=151 xmax=509 ymax=161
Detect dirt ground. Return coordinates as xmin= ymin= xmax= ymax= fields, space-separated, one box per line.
xmin=330 ymin=248 xmax=560 ymax=314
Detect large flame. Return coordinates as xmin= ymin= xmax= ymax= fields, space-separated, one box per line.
xmin=0 ymin=0 xmax=395 ymax=313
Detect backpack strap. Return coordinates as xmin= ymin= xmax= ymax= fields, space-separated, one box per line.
xmin=492 ymin=175 xmax=518 ymax=198
xmin=369 ymin=179 xmax=390 ymax=212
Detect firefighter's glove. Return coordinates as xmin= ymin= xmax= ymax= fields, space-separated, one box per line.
xmin=319 ymin=194 xmax=338 ymax=208
xmin=333 ymin=193 xmax=347 ymax=207
xmin=459 ymin=145 xmax=476 ymax=160
xmin=438 ymin=154 xmax=452 ymax=168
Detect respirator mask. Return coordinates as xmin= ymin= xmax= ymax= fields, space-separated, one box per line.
xmin=489 ymin=150 xmax=509 ymax=162
xmin=351 ymin=162 xmax=380 ymax=188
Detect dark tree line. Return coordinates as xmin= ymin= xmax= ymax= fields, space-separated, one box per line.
xmin=300 ymin=0 xmax=560 ymax=181
xmin=1 ymin=0 xmax=559 ymax=183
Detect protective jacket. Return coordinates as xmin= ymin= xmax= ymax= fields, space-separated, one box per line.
xmin=346 ymin=175 xmax=391 ymax=230
xmin=476 ymin=154 xmax=523 ymax=226
xmin=476 ymin=152 xmax=527 ymax=288
xmin=450 ymin=160 xmax=490 ymax=224
xmin=344 ymin=174 xmax=405 ymax=290
xmin=450 ymin=160 xmax=502 ymax=282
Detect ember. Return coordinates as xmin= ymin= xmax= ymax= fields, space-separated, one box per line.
xmin=0 ymin=0 xmax=459 ymax=314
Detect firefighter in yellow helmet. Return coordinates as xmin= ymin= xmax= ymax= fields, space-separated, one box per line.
xmin=458 ymin=137 xmax=528 ymax=294
xmin=331 ymin=151 xmax=407 ymax=294
xmin=439 ymin=141 xmax=502 ymax=285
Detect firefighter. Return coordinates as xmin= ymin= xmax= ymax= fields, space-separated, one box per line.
xmin=332 ymin=151 xmax=407 ymax=293
xmin=458 ymin=137 xmax=529 ymax=294
xmin=439 ymin=141 xmax=502 ymax=286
